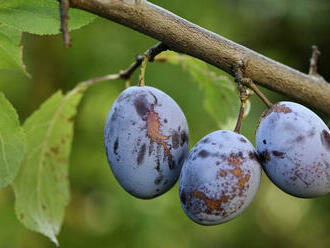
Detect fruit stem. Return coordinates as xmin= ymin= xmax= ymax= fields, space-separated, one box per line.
xmin=234 ymin=82 xmax=248 ymax=133
xmin=241 ymin=78 xmax=273 ymax=108
xmin=138 ymin=56 xmax=148 ymax=87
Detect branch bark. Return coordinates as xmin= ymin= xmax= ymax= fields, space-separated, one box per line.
xmin=66 ymin=0 xmax=330 ymax=115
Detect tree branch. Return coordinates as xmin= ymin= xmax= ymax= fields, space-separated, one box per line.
xmin=65 ymin=0 xmax=330 ymax=115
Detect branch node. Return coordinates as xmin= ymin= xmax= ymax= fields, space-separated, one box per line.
xmin=145 ymin=42 xmax=168 ymax=61
xmin=235 ymin=62 xmax=272 ymax=109
xmin=59 ymin=0 xmax=71 ymax=48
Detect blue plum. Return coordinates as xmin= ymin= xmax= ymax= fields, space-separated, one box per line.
xmin=256 ymin=101 xmax=330 ymax=198
xmin=104 ymin=86 xmax=189 ymax=199
xmin=179 ymin=130 xmax=262 ymax=225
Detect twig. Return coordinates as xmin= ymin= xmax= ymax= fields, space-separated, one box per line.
xmin=309 ymin=45 xmax=321 ymax=76
xmin=59 ymin=0 xmax=71 ymax=48
xmin=81 ymin=42 xmax=168 ymax=87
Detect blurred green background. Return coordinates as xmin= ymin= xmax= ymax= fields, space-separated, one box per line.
xmin=1 ymin=0 xmax=330 ymax=247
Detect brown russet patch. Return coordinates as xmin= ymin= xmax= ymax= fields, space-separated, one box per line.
xmin=272 ymin=104 xmax=292 ymax=114
xmin=146 ymin=108 xmax=173 ymax=168
xmin=226 ymin=156 xmax=243 ymax=166
xmin=237 ymin=175 xmax=250 ymax=189
xmin=191 ymin=190 xmax=229 ymax=213
xmin=219 ymin=170 xmax=227 ymax=177
xmin=256 ymin=103 xmax=292 ymax=131
xmin=230 ymin=167 xmax=243 ymax=178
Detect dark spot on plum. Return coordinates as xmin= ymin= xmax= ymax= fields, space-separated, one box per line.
xmin=113 ymin=138 xmax=119 ymax=155
xmin=110 ymin=108 xmax=119 ymax=122
xmin=154 ymin=175 xmax=164 ymax=185
xmin=248 ymin=151 xmax=258 ymax=161
xmin=240 ymin=137 xmax=247 ymax=143
xmin=321 ymin=129 xmax=330 ymax=150
xmin=164 ymin=119 xmax=168 ymax=123
xmin=172 ymin=131 xmax=180 ymax=149
xmin=259 ymin=150 xmax=270 ymax=163
xmin=295 ymin=135 xmax=305 ymax=143
xmin=178 ymin=153 xmax=185 ymax=166
xmin=163 ymin=179 xmax=169 ymax=185
xmin=180 ymin=191 xmax=186 ymax=205
xmin=198 ymin=150 xmax=210 ymax=158
xmin=148 ymin=142 xmax=154 ymax=156
xmin=202 ymin=138 xmax=210 ymax=144
xmin=272 ymin=151 xmax=285 ymax=158
xmin=181 ymin=131 xmax=188 ymax=146
xmin=308 ymin=129 xmax=315 ymax=137
xmin=155 ymin=158 xmax=161 ymax=172
xmin=263 ymin=139 xmax=267 ymax=144
xmin=148 ymin=90 xmax=158 ymax=105
xmin=134 ymin=95 xmax=150 ymax=118
xmin=118 ymin=92 xmax=132 ymax=102
xmin=137 ymin=144 xmax=146 ymax=165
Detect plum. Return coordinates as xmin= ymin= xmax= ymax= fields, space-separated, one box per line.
xmin=179 ymin=130 xmax=261 ymax=225
xmin=104 ymin=86 xmax=189 ymax=199
xmin=256 ymin=101 xmax=330 ymax=198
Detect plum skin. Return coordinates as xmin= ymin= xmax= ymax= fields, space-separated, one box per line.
xmin=104 ymin=86 xmax=189 ymax=199
xmin=256 ymin=101 xmax=330 ymax=198
xmin=179 ymin=130 xmax=262 ymax=225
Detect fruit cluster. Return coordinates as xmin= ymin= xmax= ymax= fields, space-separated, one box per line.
xmin=104 ymin=85 xmax=330 ymax=225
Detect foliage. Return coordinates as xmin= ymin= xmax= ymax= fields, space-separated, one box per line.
xmin=0 ymin=92 xmax=24 ymax=189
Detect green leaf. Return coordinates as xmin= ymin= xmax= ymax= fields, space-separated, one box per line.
xmin=0 ymin=24 xmax=29 ymax=75
xmin=0 ymin=92 xmax=25 ymax=189
xmin=157 ymin=51 xmax=242 ymax=130
xmin=0 ymin=0 xmax=96 ymax=35
xmin=12 ymin=83 xmax=88 ymax=245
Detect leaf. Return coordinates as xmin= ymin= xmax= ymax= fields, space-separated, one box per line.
xmin=0 ymin=24 xmax=29 ymax=75
xmin=0 ymin=0 xmax=96 ymax=35
xmin=0 ymin=92 xmax=25 ymax=189
xmin=157 ymin=51 xmax=242 ymax=130
xmin=12 ymin=83 xmax=88 ymax=245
